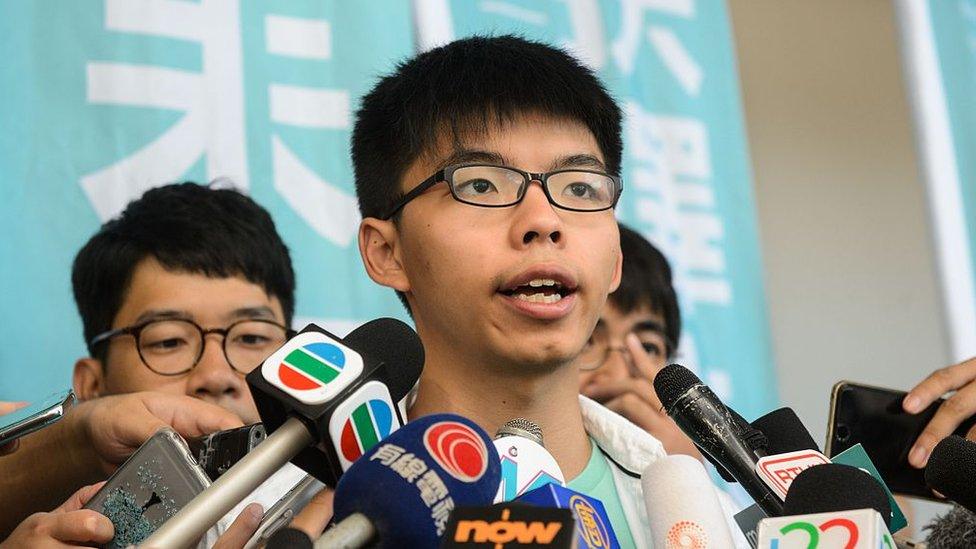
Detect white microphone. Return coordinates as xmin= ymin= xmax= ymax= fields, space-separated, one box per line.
xmin=641 ymin=454 xmax=735 ymax=548
xmin=493 ymin=418 xmax=565 ymax=502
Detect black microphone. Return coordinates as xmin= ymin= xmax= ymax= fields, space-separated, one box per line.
xmin=653 ymin=364 xmax=784 ymax=516
xmin=265 ymin=527 xmax=313 ymax=549
xmin=142 ymin=318 xmax=424 ymax=547
xmin=751 ymin=407 xmax=820 ymax=454
xmin=783 ymin=463 xmax=892 ymax=529
xmin=925 ymin=435 xmax=976 ymax=514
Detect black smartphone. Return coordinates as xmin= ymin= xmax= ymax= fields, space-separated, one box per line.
xmin=826 ymin=380 xmax=976 ymax=500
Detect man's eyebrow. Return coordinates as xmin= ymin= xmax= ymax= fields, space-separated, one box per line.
xmin=225 ymin=306 xmax=278 ymax=322
xmin=437 ymin=149 xmax=507 ymax=170
xmin=550 ymin=154 xmax=606 ymax=171
xmin=133 ymin=309 xmax=191 ymax=324
xmin=633 ymin=319 xmax=667 ymax=336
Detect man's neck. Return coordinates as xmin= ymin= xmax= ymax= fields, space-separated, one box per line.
xmin=408 ymin=341 xmax=592 ymax=481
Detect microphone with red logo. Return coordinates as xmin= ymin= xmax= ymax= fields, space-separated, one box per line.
xmin=317 ymin=413 xmax=501 ymax=548
xmin=142 ymin=318 xmax=424 ymax=548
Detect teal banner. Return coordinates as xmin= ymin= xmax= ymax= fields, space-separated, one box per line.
xmin=0 ymin=1 xmax=776 ymax=419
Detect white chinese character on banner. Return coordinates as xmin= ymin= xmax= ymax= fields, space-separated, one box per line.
xmin=625 ymin=101 xmax=731 ymax=311
xmin=416 ymin=470 xmax=449 ymax=506
xmin=430 ymin=497 xmax=455 ymax=536
xmin=389 ymin=453 xmax=428 ymax=482
xmin=370 ymin=444 xmax=405 ymax=466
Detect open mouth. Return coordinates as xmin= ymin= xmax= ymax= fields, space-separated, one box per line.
xmin=499 ymin=277 xmax=577 ymax=305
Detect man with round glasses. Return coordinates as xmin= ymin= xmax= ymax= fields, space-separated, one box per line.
xmin=0 ymin=183 xmax=305 ymax=544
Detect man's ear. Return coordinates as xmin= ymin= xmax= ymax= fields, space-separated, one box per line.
xmin=73 ymin=358 xmax=105 ymax=401
xmin=359 ymin=218 xmax=411 ymax=293
xmin=608 ymin=242 xmax=623 ymax=294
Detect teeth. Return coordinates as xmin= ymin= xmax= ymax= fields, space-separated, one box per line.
xmin=514 ymin=292 xmax=563 ymax=304
xmin=527 ymin=278 xmax=559 ymax=288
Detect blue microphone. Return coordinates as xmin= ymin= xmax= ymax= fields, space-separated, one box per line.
xmin=320 ymin=414 xmax=502 ymax=548
xmin=517 ymin=483 xmax=620 ymax=549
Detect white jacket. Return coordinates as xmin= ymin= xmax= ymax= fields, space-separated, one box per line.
xmin=578 ymin=395 xmax=751 ymax=548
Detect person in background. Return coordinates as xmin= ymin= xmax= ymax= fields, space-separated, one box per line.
xmin=578 ymin=224 xmax=701 ymax=460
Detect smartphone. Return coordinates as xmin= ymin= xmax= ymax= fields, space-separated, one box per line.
xmin=0 ymin=389 xmax=74 ymax=446
xmin=244 ymin=473 xmax=324 ymax=549
xmin=826 ymin=380 xmax=976 ymax=500
xmin=84 ymin=428 xmax=211 ymax=548
xmin=187 ymin=423 xmax=267 ymax=481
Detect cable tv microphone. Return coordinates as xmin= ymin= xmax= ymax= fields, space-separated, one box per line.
xmin=319 ymin=413 xmax=501 ymax=548
xmin=641 ymin=454 xmax=735 ymax=548
xmin=142 ymin=318 xmax=424 ymax=548
xmin=653 ymin=364 xmax=784 ymax=516
xmin=493 ymin=418 xmax=565 ymax=502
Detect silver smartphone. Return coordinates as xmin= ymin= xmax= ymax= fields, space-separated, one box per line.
xmin=84 ymin=428 xmax=212 ymax=548
xmin=244 ymin=473 xmax=323 ymax=548
xmin=0 ymin=389 xmax=74 ymax=446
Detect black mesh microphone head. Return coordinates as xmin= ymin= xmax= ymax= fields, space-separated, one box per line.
xmin=751 ymin=407 xmax=820 ymax=454
xmin=344 ymin=318 xmax=425 ymax=401
xmin=653 ymin=364 xmax=704 ymax=412
xmin=784 ymin=463 xmax=892 ymax=528
xmin=925 ymin=435 xmax=976 ymax=515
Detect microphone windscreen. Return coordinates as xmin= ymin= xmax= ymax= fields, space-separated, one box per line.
xmin=332 ymin=413 xmax=501 ymax=548
xmin=783 ymin=463 xmax=892 ymax=528
xmin=641 ymin=454 xmax=735 ymax=548
xmin=653 ymin=364 xmax=703 ymax=412
xmin=751 ymin=407 xmax=820 ymax=453
xmin=265 ymin=527 xmax=313 ymax=549
xmin=344 ymin=318 xmax=424 ymax=401
xmin=924 ymin=504 xmax=976 ymax=547
xmin=925 ymin=435 xmax=976 ymax=514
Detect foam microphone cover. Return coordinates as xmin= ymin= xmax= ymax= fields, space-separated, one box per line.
xmin=332 ymin=413 xmax=501 ymax=548
xmin=265 ymin=527 xmax=313 ymax=549
xmin=924 ymin=504 xmax=976 ymax=547
xmin=751 ymin=407 xmax=820 ymax=454
xmin=925 ymin=434 xmax=976 ymax=515
xmin=783 ymin=463 xmax=892 ymax=528
xmin=343 ymin=318 xmax=425 ymax=401
xmin=641 ymin=454 xmax=735 ymax=548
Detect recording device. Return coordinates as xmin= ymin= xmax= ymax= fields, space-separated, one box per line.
xmin=266 ymin=527 xmax=313 ymax=549
xmin=826 ymin=381 xmax=976 ymax=500
xmin=924 ymin=435 xmax=976 ymax=515
xmin=83 ymin=428 xmax=211 ymax=548
xmin=142 ymin=318 xmax=424 ymax=548
xmin=654 ymin=364 xmax=784 ymax=516
xmin=321 ymin=413 xmax=502 ymax=548
xmin=244 ymin=473 xmax=323 ymax=549
xmin=188 ymin=423 xmax=267 ymax=481
xmin=751 ymin=407 xmax=820 ymax=454
xmin=442 ymin=503 xmax=576 ymax=548
xmin=517 ymin=483 xmax=620 ymax=549
xmin=0 ymin=388 xmax=74 ymax=447
xmin=641 ymin=454 xmax=736 ymax=548
xmin=493 ymin=418 xmax=565 ymax=502
xmin=756 ymin=463 xmax=896 ymax=548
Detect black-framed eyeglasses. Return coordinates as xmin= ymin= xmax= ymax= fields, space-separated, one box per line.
xmin=89 ymin=318 xmax=296 ymax=376
xmin=577 ymin=330 xmax=676 ymax=372
xmin=383 ymin=164 xmax=623 ymax=220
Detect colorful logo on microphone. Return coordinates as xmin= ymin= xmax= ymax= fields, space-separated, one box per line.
xmin=277 ymin=342 xmax=345 ymax=390
xmin=569 ymin=495 xmax=611 ymax=548
xmin=340 ymin=399 xmax=394 ymax=463
xmin=666 ymin=520 xmax=707 ymax=549
xmin=423 ymin=421 xmax=488 ymax=482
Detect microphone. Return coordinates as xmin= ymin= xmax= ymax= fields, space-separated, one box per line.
xmin=320 ymin=413 xmax=501 ymax=548
xmin=751 ymin=407 xmax=820 ymax=454
xmin=442 ymin=503 xmax=576 ymax=548
xmin=142 ymin=318 xmax=424 ymax=548
xmin=925 ymin=435 xmax=976 ymax=515
xmin=641 ymin=454 xmax=736 ymax=548
xmin=493 ymin=418 xmax=565 ymax=501
xmin=783 ymin=463 xmax=892 ymax=528
xmin=653 ymin=364 xmax=784 ymax=516
xmin=265 ymin=527 xmax=313 ymax=549
xmin=924 ymin=504 xmax=976 ymax=547
xmin=516 ymin=484 xmax=620 ymax=549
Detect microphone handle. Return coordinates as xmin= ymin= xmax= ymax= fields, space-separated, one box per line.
xmin=314 ymin=513 xmax=375 ymax=549
xmin=142 ymin=417 xmax=315 ymax=548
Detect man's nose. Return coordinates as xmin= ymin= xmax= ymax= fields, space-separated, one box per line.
xmin=185 ymin=335 xmax=242 ymax=400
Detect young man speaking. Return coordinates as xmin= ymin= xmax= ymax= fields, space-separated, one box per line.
xmin=352 ymin=35 xmax=746 ymax=546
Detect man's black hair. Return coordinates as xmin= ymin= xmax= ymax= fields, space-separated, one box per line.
xmin=352 ymin=34 xmax=623 ymax=310
xmin=611 ymin=224 xmax=681 ymax=358
xmin=72 ymin=182 xmax=295 ymax=357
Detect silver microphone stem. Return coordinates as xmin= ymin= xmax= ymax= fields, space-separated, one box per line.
xmin=314 ymin=513 xmax=375 ymax=549
xmin=141 ymin=417 xmax=315 ymax=548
